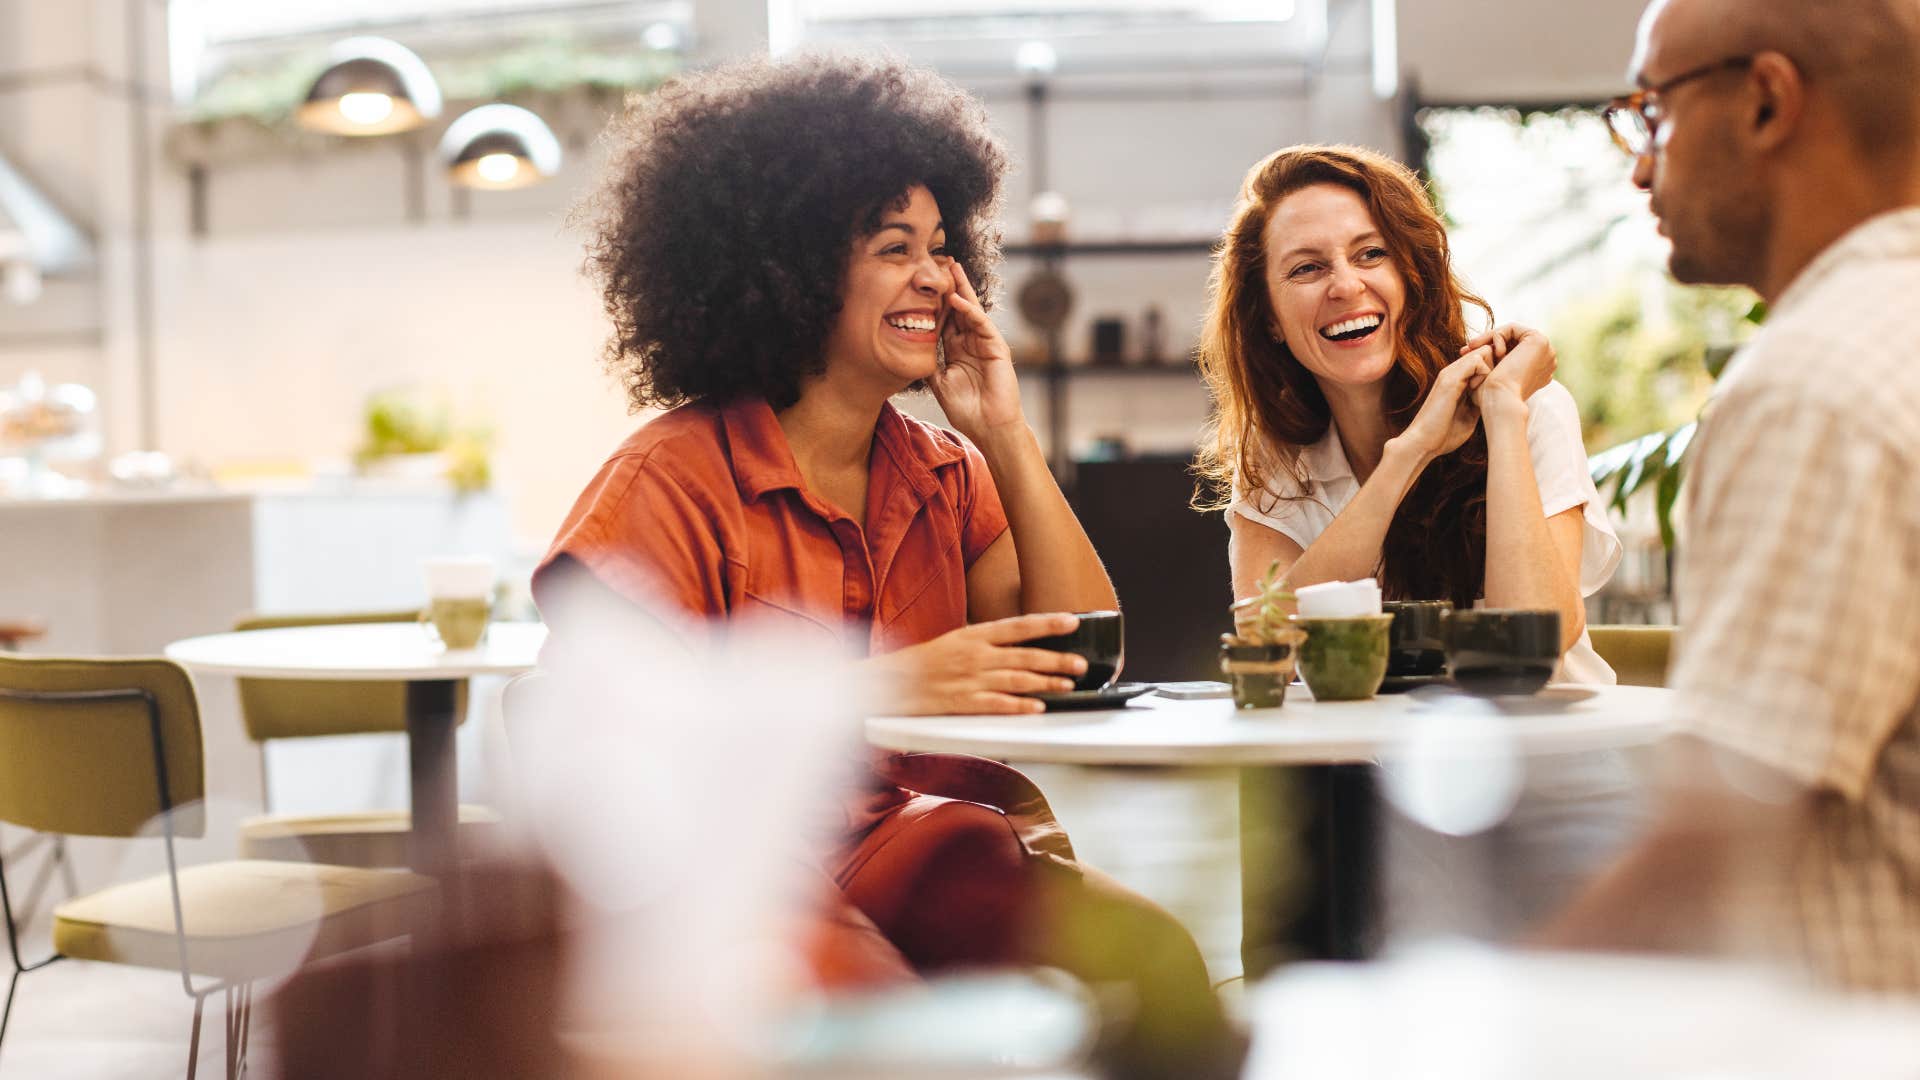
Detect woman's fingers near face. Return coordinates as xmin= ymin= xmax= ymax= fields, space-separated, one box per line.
xmin=949 ymin=260 xmax=981 ymax=304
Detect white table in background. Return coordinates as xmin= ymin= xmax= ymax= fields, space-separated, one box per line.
xmin=869 ymin=684 xmax=1676 ymax=970
xmin=166 ymin=622 xmax=546 ymax=872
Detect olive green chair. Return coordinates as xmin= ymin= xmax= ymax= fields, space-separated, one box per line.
xmin=233 ymin=611 xmax=501 ymax=868
xmin=0 ymin=616 xmax=78 ymax=939
xmin=0 ymin=654 xmax=437 ymax=1080
xmin=1588 ymin=624 xmax=1676 ymax=688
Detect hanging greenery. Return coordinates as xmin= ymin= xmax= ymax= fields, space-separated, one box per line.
xmin=1583 ymin=295 xmax=1766 ymax=548
xmin=185 ymin=37 xmax=679 ymax=128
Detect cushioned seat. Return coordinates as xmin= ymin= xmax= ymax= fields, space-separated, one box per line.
xmin=53 ymin=861 xmax=435 ymax=981
xmin=239 ymin=805 xmax=503 ymax=867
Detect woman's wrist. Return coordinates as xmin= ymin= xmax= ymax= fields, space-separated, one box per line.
xmin=1381 ymin=434 xmax=1436 ymax=476
xmin=967 ymin=417 xmax=1040 ymax=463
xmin=1477 ymin=385 xmax=1531 ymax=430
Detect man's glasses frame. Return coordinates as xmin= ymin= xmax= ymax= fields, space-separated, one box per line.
xmin=1602 ymin=55 xmax=1755 ymax=157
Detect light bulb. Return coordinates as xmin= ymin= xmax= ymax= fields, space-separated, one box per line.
xmin=3 ymin=260 xmax=42 ymax=305
xmin=338 ymin=92 xmax=395 ymax=127
xmin=476 ymin=153 xmax=521 ymax=185
xmin=1015 ymin=41 xmax=1058 ymax=77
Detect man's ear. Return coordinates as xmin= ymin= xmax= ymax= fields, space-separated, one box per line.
xmin=1748 ymin=51 xmax=1803 ymax=152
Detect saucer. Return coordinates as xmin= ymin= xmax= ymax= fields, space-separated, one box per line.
xmin=1031 ymin=683 xmax=1154 ymax=711
xmin=1379 ymin=672 xmax=1450 ymax=694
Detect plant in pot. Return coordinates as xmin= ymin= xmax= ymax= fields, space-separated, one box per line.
xmin=1221 ymin=559 xmax=1308 ymax=709
xmin=353 ymin=389 xmax=493 ymax=493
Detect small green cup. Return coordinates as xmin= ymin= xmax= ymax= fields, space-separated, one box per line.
xmin=423 ymin=596 xmax=491 ymax=650
xmin=1290 ymin=613 xmax=1394 ymax=701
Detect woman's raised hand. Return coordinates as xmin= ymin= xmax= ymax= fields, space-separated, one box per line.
xmin=869 ymin=612 xmax=1088 ymax=716
xmin=1393 ymin=352 xmax=1492 ymax=461
xmin=930 ymin=261 xmax=1024 ymax=439
xmin=1461 ymin=323 xmax=1556 ymax=411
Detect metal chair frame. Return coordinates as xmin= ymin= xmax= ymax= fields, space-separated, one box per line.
xmin=0 ymin=684 xmax=252 ymax=1079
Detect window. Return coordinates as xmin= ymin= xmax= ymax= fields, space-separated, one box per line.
xmin=781 ymin=0 xmax=1321 ymax=72
xmin=1423 ymin=104 xmax=1759 ymax=450
xmin=169 ymin=0 xmax=690 ymax=109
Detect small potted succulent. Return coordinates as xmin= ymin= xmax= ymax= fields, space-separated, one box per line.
xmin=1221 ymin=560 xmax=1308 ymax=709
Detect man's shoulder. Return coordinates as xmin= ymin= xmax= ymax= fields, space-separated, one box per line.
xmin=1730 ymin=271 xmax=1920 ymax=433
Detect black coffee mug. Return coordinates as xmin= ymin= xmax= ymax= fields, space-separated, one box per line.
xmin=1443 ymin=609 xmax=1560 ymax=696
xmin=1023 ymin=610 xmax=1124 ymax=692
xmin=1384 ymin=600 xmax=1452 ymax=677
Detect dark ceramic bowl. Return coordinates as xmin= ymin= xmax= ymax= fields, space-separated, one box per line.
xmin=1443 ymin=608 xmax=1560 ymax=696
xmin=1385 ymin=600 xmax=1452 ymax=677
xmin=1022 ymin=610 xmax=1124 ymax=692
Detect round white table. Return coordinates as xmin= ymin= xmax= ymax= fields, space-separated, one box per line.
xmin=166 ymin=622 xmax=546 ymax=871
xmin=866 ymin=684 xmax=1675 ymax=766
xmin=869 ymin=683 xmax=1676 ymax=970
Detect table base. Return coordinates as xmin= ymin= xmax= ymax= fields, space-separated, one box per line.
xmin=406 ymin=680 xmax=461 ymax=874
xmin=1240 ymin=765 xmax=1381 ymax=979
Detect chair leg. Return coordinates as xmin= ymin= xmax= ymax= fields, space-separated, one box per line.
xmin=0 ymin=966 xmax=20 ymax=1054
xmin=51 ymin=838 xmax=77 ymax=902
xmin=235 ymin=983 xmax=253 ymax=1077
xmin=187 ymin=993 xmax=206 ymax=1080
xmin=224 ymin=987 xmax=239 ymax=1080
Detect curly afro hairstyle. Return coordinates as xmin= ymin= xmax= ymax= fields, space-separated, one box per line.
xmin=581 ymin=52 xmax=1009 ymax=412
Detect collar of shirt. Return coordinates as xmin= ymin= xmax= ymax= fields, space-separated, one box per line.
xmin=1300 ymin=420 xmax=1356 ymax=489
xmin=719 ymin=396 xmax=966 ymax=508
xmin=1772 ymin=206 xmax=1920 ymax=322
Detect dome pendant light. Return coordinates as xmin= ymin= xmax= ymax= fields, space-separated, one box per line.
xmin=440 ymin=105 xmax=562 ymax=191
xmin=298 ymin=37 xmax=442 ymax=137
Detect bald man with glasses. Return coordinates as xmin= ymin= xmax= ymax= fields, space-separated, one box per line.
xmin=1546 ymin=0 xmax=1920 ymax=994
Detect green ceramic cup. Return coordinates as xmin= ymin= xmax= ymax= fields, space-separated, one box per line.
xmin=1290 ymin=613 xmax=1394 ymax=701
xmin=423 ymin=596 xmax=491 ymax=650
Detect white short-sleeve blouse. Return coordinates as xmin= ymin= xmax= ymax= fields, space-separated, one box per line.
xmin=1230 ymin=380 xmax=1622 ymax=685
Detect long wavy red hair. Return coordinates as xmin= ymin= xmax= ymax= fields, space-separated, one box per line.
xmin=1194 ymin=145 xmax=1494 ymax=606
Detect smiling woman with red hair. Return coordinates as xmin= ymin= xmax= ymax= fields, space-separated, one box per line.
xmin=1196 ymin=144 xmax=1619 ymax=681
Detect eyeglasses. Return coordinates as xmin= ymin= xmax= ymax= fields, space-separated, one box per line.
xmin=1602 ymin=55 xmax=1754 ymax=157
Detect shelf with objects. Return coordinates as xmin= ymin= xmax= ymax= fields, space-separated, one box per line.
xmin=1005 ymin=228 xmax=1220 ymax=472
xmin=998 ymin=71 xmax=1221 ymax=476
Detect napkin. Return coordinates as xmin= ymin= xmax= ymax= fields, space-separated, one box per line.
xmin=1294 ymin=578 xmax=1382 ymax=618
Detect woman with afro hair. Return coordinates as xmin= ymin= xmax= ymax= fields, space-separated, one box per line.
xmin=535 ymin=53 xmax=1234 ymax=1078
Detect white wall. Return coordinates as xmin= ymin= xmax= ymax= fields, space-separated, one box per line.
xmin=1400 ymin=0 xmax=1648 ymax=103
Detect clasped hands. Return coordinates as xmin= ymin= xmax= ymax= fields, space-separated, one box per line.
xmin=1396 ymin=323 xmax=1557 ymax=460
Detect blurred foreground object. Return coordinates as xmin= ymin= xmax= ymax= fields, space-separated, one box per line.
xmin=1245 ymin=942 xmax=1920 ymax=1079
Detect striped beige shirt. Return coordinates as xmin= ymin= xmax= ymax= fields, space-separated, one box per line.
xmin=1671 ymin=207 xmax=1920 ymax=993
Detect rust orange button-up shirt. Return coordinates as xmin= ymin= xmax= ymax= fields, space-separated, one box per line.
xmin=536 ymin=397 xmax=1008 ymax=655
xmin=533 ymin=397 xmax=1072 ymax=986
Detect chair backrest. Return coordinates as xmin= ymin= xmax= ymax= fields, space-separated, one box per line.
xmin=0 ymin=655 xmax=206 ymax=838
xmin=498 ymin=670 xmax=547 ymax=755
xmin=1588 ymin=625 xmax=1675 ymax=688
xmin=232 ymin=609 xmax=463 ymax=741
